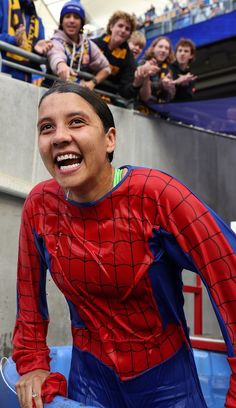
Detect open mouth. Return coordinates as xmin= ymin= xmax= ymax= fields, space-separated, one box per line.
xmin=56 ymin=153 xmax=82 ymax=171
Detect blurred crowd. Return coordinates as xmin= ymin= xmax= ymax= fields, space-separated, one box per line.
xmin=0 ymin=0 xmax=233 ymax=111
xmin=136 ymin=0 xmax=234 ymax=31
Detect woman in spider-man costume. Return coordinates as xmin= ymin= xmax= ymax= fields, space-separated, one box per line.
xmin=13 ymin=82 xmax=236 ymax=408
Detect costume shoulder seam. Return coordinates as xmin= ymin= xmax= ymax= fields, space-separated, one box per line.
xmin=129 ymin=166 xmax=170 ymax=177
xmin=27 ymin=179 xmax=59 ymax=196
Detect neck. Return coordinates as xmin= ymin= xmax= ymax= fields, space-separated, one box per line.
xmin=108 ymin=38 xmax=120 ymax=51
xmin=68 ymin=33 xmax=80 ymax=43
xmin=67 ymin=164 xmax=115 ymax=203
xmin=179 ymin=62 xmax=188 ymax=70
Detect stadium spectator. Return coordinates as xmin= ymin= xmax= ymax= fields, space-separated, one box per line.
xmin=209 ymin=1 xmax=223 ymax=18
xmin=135 ymin=14 xmax=145 ymax=30
xmin=192 ymin=0 xmax=208 ymax=23
xmin=171 ymin=38 xmax=197 ymax=101
xmin=143 ymin=4 xmax=156 ymax=27
xmin=178 ymin=4 xmax=191 ymax=28
xmin=43 ymin=0 xmax=110 ymax=89
xmin=138 ymin=36 xmax=176 ymax=104
xmin=128 ymin=31 xmax=146 ymax=60
xmin=0 ymin=0 xmax=52 ymax=83
xmin=92 ymin=11 xmax=147 ymax=100
xmin=134 ymin=0 xmax=231 ymax=39
xmin=163 ymin=4 xmax=170 ymax=14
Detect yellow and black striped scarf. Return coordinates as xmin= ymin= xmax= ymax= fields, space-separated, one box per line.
xmin=64 ymin=39 xmax=90 ymax=71
xmin=7 ymin=0 xmax=39 ymax=62
xmin=99 ymin=34 xmax=128 ymax=76
xmin=159 ymin=62 xmax=170 ymax=78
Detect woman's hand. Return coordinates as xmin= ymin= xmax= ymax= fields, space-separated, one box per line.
xmin=15 ymin=369 xmax=50 ymax=408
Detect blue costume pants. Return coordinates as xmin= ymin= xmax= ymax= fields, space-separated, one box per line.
xmin=68 ymin=345 xmax=207 ymax=408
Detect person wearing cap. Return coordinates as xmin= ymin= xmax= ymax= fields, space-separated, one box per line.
xmin=44 ymin=0 xmax=111 ymax=89
xmin=0 ymin=0 xmax=52 ymax=82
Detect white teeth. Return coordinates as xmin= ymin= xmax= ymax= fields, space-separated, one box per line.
xmin=60 ymin=163 xmax=80 ymax=170
xmin=57 ymin=154 xmax=80 ymax=162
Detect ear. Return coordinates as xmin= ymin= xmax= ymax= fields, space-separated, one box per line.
xmin=105 ymin=127 xmax=116 ymax=154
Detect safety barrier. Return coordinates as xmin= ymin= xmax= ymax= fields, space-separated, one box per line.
xmin=0 ymin=41 xmax=131 ymax=108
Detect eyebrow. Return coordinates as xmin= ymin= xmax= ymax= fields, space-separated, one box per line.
xmin=37 ymin=110 xmax=90 ymax=129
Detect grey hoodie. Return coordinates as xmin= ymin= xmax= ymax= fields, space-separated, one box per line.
xmin=47 ymin=29 xmax=111 ymax=75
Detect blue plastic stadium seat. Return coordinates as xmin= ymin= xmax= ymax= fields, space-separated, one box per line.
xmin=193 ymin=348 xmax=230 ymax=408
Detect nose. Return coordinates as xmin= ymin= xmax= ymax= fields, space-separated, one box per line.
xmin=52 ymin=125 xmax=72 ymax=146
xmin=68 ymin=15 xmax=76 ymax=23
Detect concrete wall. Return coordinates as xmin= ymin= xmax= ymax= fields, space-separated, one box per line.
xmin=1 ymin=74 xmax=236 ymax=357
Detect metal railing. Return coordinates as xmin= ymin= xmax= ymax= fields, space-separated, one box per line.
xmin=0 ymin=41 xmax=131 ymax=108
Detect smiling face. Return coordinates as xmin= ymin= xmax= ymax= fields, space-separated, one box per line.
xmin=153 ymin=38 xmax=170 ymax=63
xmin=37 ymin=92 xmax=116 ymax=202
xmin=62 ymin=13 xmax=82 ymax=41
xmin=109 ymin=18 xmax=132 ymax=48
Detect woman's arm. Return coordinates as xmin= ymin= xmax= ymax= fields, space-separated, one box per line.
xmin=12 ymin=195 xmax=51 ymax=407
xmin=12 ymin=192 xmax=67 ymax=407
xmin=152 ymin=172 xmax=236 ymax=407
xmin=12 ymin=198 xmax=51 ymax=374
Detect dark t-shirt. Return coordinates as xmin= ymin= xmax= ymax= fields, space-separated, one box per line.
xmin=92 ymin=34 xmax=139 ymax=100
xmin=170 ymin=60 xmax=195 ymax=102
